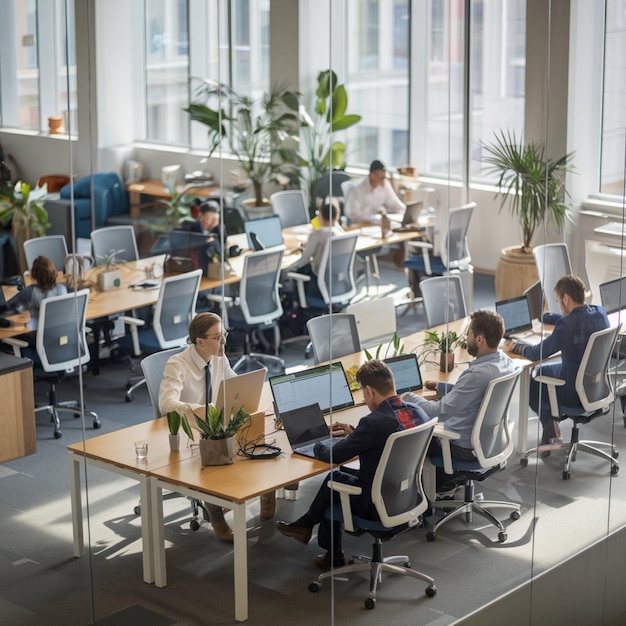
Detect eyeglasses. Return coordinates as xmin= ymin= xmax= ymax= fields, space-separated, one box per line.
xmin=202 ymin=331 xmax=228 ymax=341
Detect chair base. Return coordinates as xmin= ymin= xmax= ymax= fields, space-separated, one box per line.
xmin=36 ymin=402 xmax=100 ymax=439
xmin=125 ymin=375 xmax=146 ymax=402
xmin=232 ymin=353 xmax=285 ymax=376
xmin=428 ymin=481 xmax=521 ymax=543
xmin=309 ymin=537 xmax=436 ymax=608
xmin=135 ymin=494 xmax=206 ymax=531
xmin=521 ymin=438 xmax=619 ymax=480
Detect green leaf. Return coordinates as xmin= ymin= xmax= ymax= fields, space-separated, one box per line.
xmin=166 ymin=411 xmax=180 ymax=435
xmin=181 ymin=414 xmax=195 ymax=441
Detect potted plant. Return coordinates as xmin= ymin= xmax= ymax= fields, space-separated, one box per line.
xmin=288 ymin=69 xmax=362 ymax=215
xmin=166 ymin=410 xmax=194 ymax=452
xmin=96 ymin=248 xmax=124 ymax=291
xmin=418 ymin=329 xmax=467 ymax=373
xmin=194 ymin=404 xmax=250 ymax=466
xmin=482 ymin=130 xmax=575 ymax=298
xmin=0 ymin=172 xmax=50 ymax=273
xmin=346 ymin=333 xmax=405 ymax=391
xmin=186 ymin=79 xmax=300 ymax=209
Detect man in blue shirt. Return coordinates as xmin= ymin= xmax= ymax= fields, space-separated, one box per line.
xmin=274 ymin=360 xmax=431 ymax=570
xmin=404 ymin=310 xmax=516 ymax=488
xmin=505 ymin=275 xmax=609 ymax=447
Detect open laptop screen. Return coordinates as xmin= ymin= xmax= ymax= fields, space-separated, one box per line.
xmin=523 ymin=280 xmax=544 ymax=321
xmin=244 ymin=215 xmax=284 ymax=250
xmin=269 ymin=362 xmax=354 ymax=417
xmin=384 ymin=354 xmax=423 ymax=393
xmin=495 ymin=295 xmax=533 ymax=335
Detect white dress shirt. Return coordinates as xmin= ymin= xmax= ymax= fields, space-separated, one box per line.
xmin=345 ymin=176 xmax=405 ymax=224
xmin=159 ymin=344 xmax=237 ymax=419
xmin=286 ymin=224 xmax=345 ymax=275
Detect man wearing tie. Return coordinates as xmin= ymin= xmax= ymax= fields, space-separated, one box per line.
xmin=159 ymin=312 xmax=239 ymax=541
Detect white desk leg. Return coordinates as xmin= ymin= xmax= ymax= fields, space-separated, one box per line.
xmin=517 ymin=368 xmax=530 ymax=453
xmin=139 ymin=476 xmax=154 ymax=584
xmin=151 ymin=480 xmax=167 ymax=587
xmin=232 ymin=502 xmax=248 ymax=622
xmin=69 ymin=454 xmax=84 ymax=557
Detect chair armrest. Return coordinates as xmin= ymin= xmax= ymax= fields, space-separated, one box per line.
xmin=434 ymin=427 xmax=460 ymax=475
xmin=121 ymin=315 xmax=146 ymax=357
xmin=2 ymin=337 xmax=29 ymax=357
xmin=533 ymin=373 xmax=566 ymax=418
xmin=327 ymin=479 xmax=362 ymax=533
xmin=286 ymin=272 xmax=311 ymax=309
xmin=406 ymin=240 xmax=434 ymax=275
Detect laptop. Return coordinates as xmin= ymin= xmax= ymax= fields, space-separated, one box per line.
xmin=523 ymin=280 xmax=544 ymax=321
xmin=269 ymin=362 xmax=354 ymax=418
xmin=214 ymin=367 xmax=267 ymax=417
xmin=280 ymin=402 xmax=342 ymax=458
xmin=495 ymin=295 xmax=544 ymax=343
xmin=392 ymin=201 xmax=425 ymax=231
xmin=383 ymin=354 xmax=423 ymax=393
xmin=244 ymin=215 xmax=284 ymax=250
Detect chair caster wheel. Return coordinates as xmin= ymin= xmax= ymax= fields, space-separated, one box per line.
xmin=365 ymin=597 xmax=376 ymax=610
xmin=498 ymin=531 xmax=507 ymax=543
xmin=190 ymin=519 xmax=201 ymax=531
xmin=134 ymin=505 xmax=141 ymax=516
xmin=613 ymin=450 xmax=619 ymax=459
xmin=611 ymin=465 xmax=619 ymax=476
xmin=125 ymin=395 xmax=133 ymax=403
xmin=53 ymin=430 xmax=62 ymax=439
xmin=510 ymin=510 xmax=521 ymax=521
xmin=520 ymin=457 xmax=528 ymax=468
xmin=403 ymin=561 xmax=411 ymax=568
xmin=308 ymin=581 xmax=321 ymax=593
xmin=426 ymin=531 xmax=436 ymax=542
xmin=562 ymin=471 xmax=571 ymax=480
xmin=425 ymin=585 xmax=437 ymax=598
xmin=93 ymin=419 xmax=101 ymax=429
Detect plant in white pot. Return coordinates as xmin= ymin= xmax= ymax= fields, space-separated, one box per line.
xmin=166 ymin=410 xmax=194 ymax=452
xmin=482 ymin=130 xmax=575 ymax=298
xmin=194 ymin=404 xmax=250 ymax=466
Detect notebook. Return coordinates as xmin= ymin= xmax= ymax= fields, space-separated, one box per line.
xmin=269 ymin=362 xmax=354 ymax=418
xmin=244 ymin=215 xmax=284 ymax=250
xmin=213 ymin=367 xmax=267 ymax=417
xmin=280 ymin=402 xmax=342 ymax=458
xmin=495 ymin=295 xmax=545 ymax=343
xmin=383 ymin=353 xmax=423 ymax=393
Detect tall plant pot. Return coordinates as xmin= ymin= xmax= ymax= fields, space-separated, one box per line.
xmin=494 ymin=245 xmax=539 ymax=301
xmin=439 ymin=352 xmax=455 ymax=373
xmin=199 ymin=437 xmax=236 ymax=466
xmin=168 ymin=434 xmax=180 ymax=452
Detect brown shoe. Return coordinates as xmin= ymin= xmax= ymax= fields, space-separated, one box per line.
xmin=260 ymin=492 xmax=276 ymax=520
xmin=314 ymin=552 xmax=346 ymax=571
xmin=211 ymin=519 xmax=234 ymax=543
xmin=275 ymin=520 xmax=312 ymax=545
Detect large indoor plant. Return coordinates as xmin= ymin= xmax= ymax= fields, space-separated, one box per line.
xmin=186 ymin=80 xmax=300 ymax=208
xmin=482 ymin=130 xmax=575 ymax=298
xmin=194 ymin=404 xmax=250 ymax=466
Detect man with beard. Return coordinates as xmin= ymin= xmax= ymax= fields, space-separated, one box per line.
xmin=403 ymin=310 xmax=516 ymax=492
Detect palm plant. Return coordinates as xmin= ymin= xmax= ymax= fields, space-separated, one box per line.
xmin=482 ymin=130 xmax=575 ymax=252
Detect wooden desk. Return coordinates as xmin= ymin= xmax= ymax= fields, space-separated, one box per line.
xmin=126 ymin=180 xmax=219 ymax=218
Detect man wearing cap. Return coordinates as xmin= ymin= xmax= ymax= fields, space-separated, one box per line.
xmin=344 ymin=159 xmax=405 ymax=224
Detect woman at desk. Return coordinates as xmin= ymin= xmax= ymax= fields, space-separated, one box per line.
xmin=7 ymin=255 xmax=67 ymax=331
xmin=159 ymin=312 xmax=276 ymax=541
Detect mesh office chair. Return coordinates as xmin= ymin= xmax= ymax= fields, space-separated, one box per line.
xmin=309 ymin=420 xmax=438 ymax=609
xmin=270 ymin=190 xmax=309 ymax=227
xmin=124 ymin=269 xmax=203 ymax=401
xmin=346 ymin=296 xmax=397 ymax=349
xmin=420 ymin=275 xmax=468 ymax=328
xmin=223 ymin=248 xmax=285 ymax=374
xmin=24 ymin=235 xmax=69 ymax=271
xmin=306 ymin=313 xmax=361 ymax=365
xmin=403 ymin=202 xmax=475 ymax=300
xmin=314 ymin=171 xmax=352 ymax=210
xmin=533 ymin=243 xmax=572 ymax=314
xmin=428 ymin=368 xmax=522 ymax=542
xmin=8 ymin=289 xmax=101 ymax=439
xmin=138 ymin=347 xmax=207 ymax=530
xmin=91 ymin=225 xmax=140 ymax=264
xmin=520 ymin=326 xmax=620 ymax=479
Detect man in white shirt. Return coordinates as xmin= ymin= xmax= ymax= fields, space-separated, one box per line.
xmin=344 ymin=159 xmax=405 ymax=224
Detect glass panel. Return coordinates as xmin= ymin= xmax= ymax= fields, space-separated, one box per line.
xmin=56 ymin=0 xmax=77 ymax=134
xmin=600 ymin=0 xmax=626 ymax=195
xmin=145 ymin=0 xmax=190 ymax=145
xmin=15 ymin=0 xmax=40 ymax=130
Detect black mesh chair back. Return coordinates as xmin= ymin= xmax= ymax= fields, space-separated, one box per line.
xmin=238 ymin=248 xmax=284 ymax=323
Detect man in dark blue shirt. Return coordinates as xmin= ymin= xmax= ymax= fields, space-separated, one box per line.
xmin=275 ymin=360 xmax=431 ymax=570
xmin=505 ymin=275 xmax=609 ymax=446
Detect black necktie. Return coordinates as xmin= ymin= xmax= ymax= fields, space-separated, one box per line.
xmin=205 ymin=363 xmax=212 ymax=420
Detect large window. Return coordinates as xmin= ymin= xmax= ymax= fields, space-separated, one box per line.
xmin=600 ymin=0 xmax=626 ymax=196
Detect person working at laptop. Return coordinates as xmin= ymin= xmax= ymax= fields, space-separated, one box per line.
xmin=179 ymin=198 xmax=223 ymax=238
xmin=504 ymin=275 xmax=609 ymax=449
xmin=403 ymin=310 xmax=516 ymax=494
xmin=159 ymin=312 xmax=276 ymax=541
xmin=344 ymin=159 xmax=405 ymax=224
xmin=274 ymin=359 xmax=431 ymax=570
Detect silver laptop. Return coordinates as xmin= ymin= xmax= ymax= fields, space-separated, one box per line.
xmin=244 ymin=215 xmax=284 ymax=250
xmin=214 ymin=367 xmax=267 ymax=417
xmin=383 ymin=354 xmax=423 ymax=393
xmin=280 ymin=403 xmax=342 ymax=458
xmin=495 ymin=295 xmax=544 ymax=344
xmin=523 ymin=280 xmax=544 ymax=321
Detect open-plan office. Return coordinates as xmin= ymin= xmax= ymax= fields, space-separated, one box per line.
xmin=1 ymin=1 xmax=626 ymax=624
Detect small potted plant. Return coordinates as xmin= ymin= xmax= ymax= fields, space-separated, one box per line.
xmin=419 ymin=329 xmax=467 ymax=373
xmin=194 ymin=404 xmax=250 ymax=466
xmin=166 ymin=410 xmax=194 ymax=452
xmin=96 ymin=248 xmax=124 ymax=291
